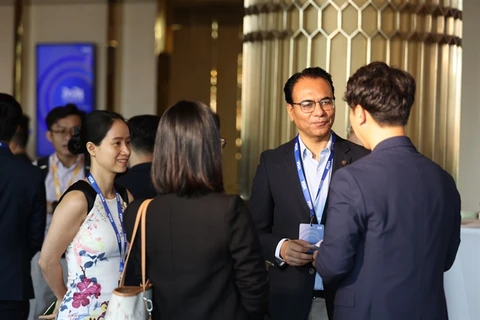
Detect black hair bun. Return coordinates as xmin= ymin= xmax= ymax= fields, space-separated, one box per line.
xmin=68 ymin=126 xmax=86 ymax=155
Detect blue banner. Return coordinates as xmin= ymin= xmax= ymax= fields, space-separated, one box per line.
xmin=36 ymin=43 xmax=96 ymax=157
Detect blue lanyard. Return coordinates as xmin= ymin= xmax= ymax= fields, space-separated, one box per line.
xmin=294 ymin=133 xmax=335 ymax=224
xmin=0 ymin=142 xmax=8 ymax=149
xmin=87 ymin=174 xmax=126 ymax=273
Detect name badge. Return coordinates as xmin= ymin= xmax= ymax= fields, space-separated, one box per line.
xmin=299 ymin=223 xmax=324 ymax=246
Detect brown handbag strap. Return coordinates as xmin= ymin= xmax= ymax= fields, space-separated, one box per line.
xmin=119 ymin=199 xmax=153 ymax=287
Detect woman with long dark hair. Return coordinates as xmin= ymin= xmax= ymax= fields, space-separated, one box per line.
xmin=124 ymin=101 xmax=269 ymax=320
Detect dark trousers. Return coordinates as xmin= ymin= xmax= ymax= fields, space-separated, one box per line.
xmin=0 ymin=300 xmax=30 ymax=320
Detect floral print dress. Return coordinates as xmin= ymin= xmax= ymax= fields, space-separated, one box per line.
xmin=57 ymin=194 xmax=127 ymax=320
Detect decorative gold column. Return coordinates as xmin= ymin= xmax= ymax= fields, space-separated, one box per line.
xmin=13 ymin=0 xmax=23 ymax=102
xmin=155 ymin=0 xmax=173 ymax=116
xmin=240 ymin=0 xmax=463 ymax=198
xmin=106 ymin=0 xmax=122 ymax=112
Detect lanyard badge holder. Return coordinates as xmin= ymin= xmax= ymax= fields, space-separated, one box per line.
xmin=295 ymin=134 xmax=335 ymax=250
xmin=87 ymin=174 xmax=126 ymax=275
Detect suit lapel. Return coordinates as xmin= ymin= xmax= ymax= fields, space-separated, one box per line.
xmin=283 ymin=140 xmax=312 ymax=223
xmin=332 ymin=134 xmax=352 ymax=171
xmin=321 ymin=133 xmax=352 ymax=224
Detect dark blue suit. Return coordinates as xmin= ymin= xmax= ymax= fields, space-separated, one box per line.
xmin=316 ymin=136 xmax=461 ymax=320
xmin=0 ymin=146 xmax=46 ymax=302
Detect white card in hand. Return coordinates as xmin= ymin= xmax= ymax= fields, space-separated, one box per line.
xmin=299 ymin=223 xmax=324 ymax=245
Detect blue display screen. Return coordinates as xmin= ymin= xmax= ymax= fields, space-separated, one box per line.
xmin=36 ymin=43 xmax=95 ymax=157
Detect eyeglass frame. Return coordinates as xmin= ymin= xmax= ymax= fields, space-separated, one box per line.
xmin=49 ymin=126 xmax=76 ymax=138
xmin=290 ymin=97 xmax=336 ymax=114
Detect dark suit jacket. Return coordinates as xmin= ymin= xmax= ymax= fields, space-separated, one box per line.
xmin=115 ymin=162 xmax=156 ymax=199
xmin=249 ymin=133 xmax=369 ymax=320
xmin=0 ymin=146 xmax=46 ymax=300
xmin=316 ymin=136 xmax=461 ymax=320
xmin=124 ymin=192 xmax=269 ymax=320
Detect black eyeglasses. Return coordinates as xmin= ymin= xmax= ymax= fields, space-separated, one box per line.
xmin=291 ymin=98 xmax=335 ymax=113
xmin=50 ymin=127 xmax=76 ymax=137
xmin=220 ymin=138 xmax=227 ymax=149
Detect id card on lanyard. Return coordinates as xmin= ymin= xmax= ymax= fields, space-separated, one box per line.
xmin=87 ymin=174 xmax=126 ymax=274
xmin=294 ymin=133 xmax=335 ymax=243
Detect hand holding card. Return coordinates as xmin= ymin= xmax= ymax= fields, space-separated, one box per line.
xmin=299 ymin=223 xmax=324 ymax=253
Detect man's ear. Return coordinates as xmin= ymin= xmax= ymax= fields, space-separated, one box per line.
xmin=86 ymin=141 xmax=96 ymax=157
xmin=46 ymin=131 xmax=53 ymax=143
xmin=354 ymin=105 xmax=367 ymax=126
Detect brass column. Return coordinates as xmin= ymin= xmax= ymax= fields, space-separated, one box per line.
xmin=155 ymin=0 xmax=173 ymax=116
xmin=240 ymin=0 xmax=463 ymax=198
xmin=106 ymin=0 xmax=123 ymax=112
xmin=13 ymin=0 xmax=24 ymax=102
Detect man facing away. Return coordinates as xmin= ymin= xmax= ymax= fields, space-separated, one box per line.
xmin=29 ymin=103 xmax=87 ymax=320
xmin=249 ymin=67 xmax=369 ymax=320
xmin=115 ymin=114 xmax=160 ymax=199
xmin=0 ymin=93 xmax=46 ymax=320
xmin=314 ymin=61 xmax=461 ymax=320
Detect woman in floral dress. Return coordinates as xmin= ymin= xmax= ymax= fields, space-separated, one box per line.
xmin=39 ymin=111 xmax=133 ymax=319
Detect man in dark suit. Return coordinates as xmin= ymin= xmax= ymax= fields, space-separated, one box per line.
xmin=0 ymin=93 xmax=46 ymax=319
xmin=249 ymin=67 xmax=369 ymax=320
xmin=314 ymin=62 xmax=461 ymax=320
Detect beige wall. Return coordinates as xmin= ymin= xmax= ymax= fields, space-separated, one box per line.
xmin=21 ymin=2 xmax=108 ymax=157
xmin=118 ymin=1 xmax=156 ymax=119
xmin=458 ymin=0 xmax=480 ymax=211
xmin=0 ymin=4 xmax=14 ymax=95
xmin=17 ymin=1 xmax=157 ymax=158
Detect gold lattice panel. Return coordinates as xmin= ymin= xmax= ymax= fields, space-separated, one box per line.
xmin=240 ymin=0 xmax=462 ymax=198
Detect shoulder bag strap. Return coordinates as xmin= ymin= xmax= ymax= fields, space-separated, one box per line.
xmin=141 ymin=199 xmax=150 ymax=293
xmin=119 ymin=199 xmax=152 ymax=287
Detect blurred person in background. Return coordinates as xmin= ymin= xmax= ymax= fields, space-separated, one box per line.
xmin=124 ymin=100 xmax=269 ymax=320
xmin=0 ymin=93 xmax=46 ymax=320
xmin=116 ymin=114 xmax=160 ymax=199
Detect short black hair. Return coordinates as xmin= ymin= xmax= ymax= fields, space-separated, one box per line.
xmin=127 ymin=114 xmax=160 ymax=154
xmin=11 ymin=114 xmax=30 ymax=148
xmin=344 ymin=61 xmax=416 ymax=126
xmin=151 ymin=100 xmax=224 ymax=196
xmin=45 ymin=103 xmax=85 ymax=130
xmin=283 ymin=67 xmax=335 ymax=104
xmin=0 ymin=93 xmax=23 ymax=141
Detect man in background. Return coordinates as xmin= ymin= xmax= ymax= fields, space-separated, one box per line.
xmin=314 ymin=62 xmax=461 ymax=320
xmin=116 ymin=114 xmax=160 ymax=199
xmin=0 ymin=93 xmax=46 ymax=320
xmin=9 ymin=114 xmax=32 ymax=162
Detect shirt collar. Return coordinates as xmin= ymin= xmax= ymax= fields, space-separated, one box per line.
xmin=52 ymin=153 xmax=84 ymax=170
xmin=298 ymin=132 xmax=333 ymax=161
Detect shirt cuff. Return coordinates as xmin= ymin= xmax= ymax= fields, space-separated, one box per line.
xmin=275 ymin=238 xmax=290 ymax=266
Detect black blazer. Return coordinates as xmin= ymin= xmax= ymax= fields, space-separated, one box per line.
xmin=249 ymin=133 xmax=369 ymax=320
xmin=124 ymin=192 xmax=269 ymax=320
xmin=0 ymin=147 xmax=46 ymax=300
xmin=115 ymin=162 xmax=157 ymax=199
xmin=316 ymin=136 xmax=461 ymax=320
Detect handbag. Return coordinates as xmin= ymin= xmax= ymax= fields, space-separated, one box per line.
xmin=105 ymin=199 xmax=154 ymax=320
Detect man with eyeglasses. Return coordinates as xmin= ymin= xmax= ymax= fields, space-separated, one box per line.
xmin=29 ymin=103 xmax=87 ymax=320
xmin=249 ymin=67 xmax=369 ymax=320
